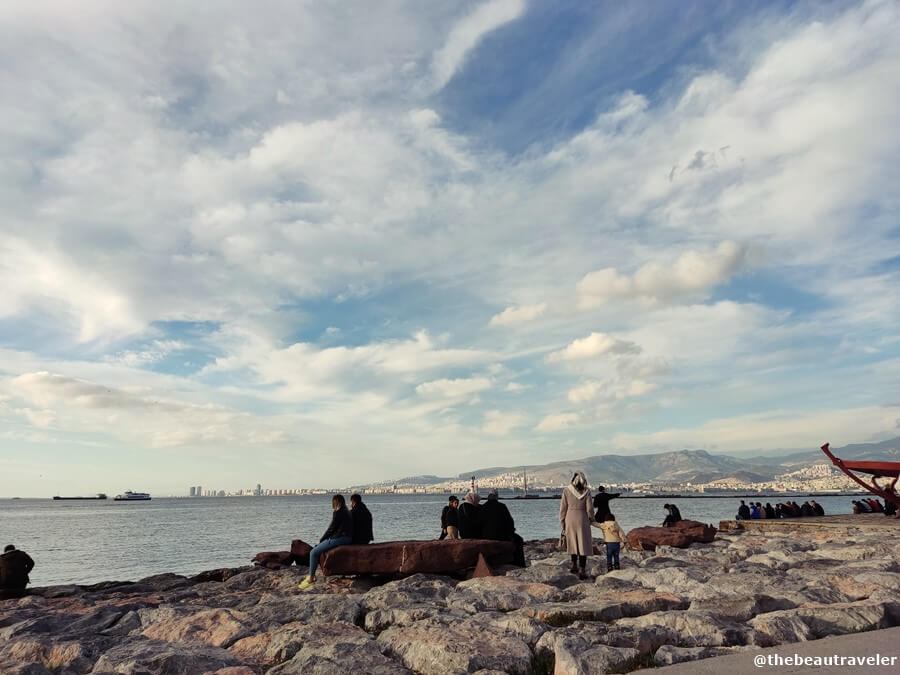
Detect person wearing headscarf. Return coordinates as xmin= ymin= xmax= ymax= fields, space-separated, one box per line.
xmin=559 ymin=471 xmax=594 ymax=579
xmin=458 ymin=491 xmax=482 ymax=539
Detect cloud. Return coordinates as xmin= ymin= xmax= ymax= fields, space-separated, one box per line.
xmin=568 ymin=380 xmax=603 ymax=404
xmin=482 ymin=409 xmax=526 ymax=435
xmin=577 ymin=241 xmax=750 ymax=308
xmin=416 ymin=376 xmax=492 ymax=397
xmin=535 ymin=412 xmax=579 ymax=432
xmin=547 ymin=333 xmax=641 ymax=363
xmin=505 ymin=382 xmax=528 ymax=392
xmin=568 ymin=377 xmax=658 ymax=404
xmin=489 ymin=302 xmax=546 ymax=326
xmin=432 ymin=0 xmax=526 ymax=90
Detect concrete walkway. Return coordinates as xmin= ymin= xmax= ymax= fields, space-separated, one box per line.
xmin=719 ymin=513 xmax=899 ymax=533
xmin=651 ymin=627 xmax=900 ymax=674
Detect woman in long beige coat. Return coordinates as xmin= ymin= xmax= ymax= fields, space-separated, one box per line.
xmin=559 ymin=471 xmax=594 ymax=578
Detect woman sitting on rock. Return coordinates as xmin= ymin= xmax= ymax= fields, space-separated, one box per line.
xmin=299 ymin=494 xmax=353 ymax=589
xmin=560 ymin=472 xmax=594 ymax=579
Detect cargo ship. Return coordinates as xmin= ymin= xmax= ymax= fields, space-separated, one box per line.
xmin=52 ymin=493 xmax=107 ymax=500
xmin=114 ymin=491 xmax=151 ymax=501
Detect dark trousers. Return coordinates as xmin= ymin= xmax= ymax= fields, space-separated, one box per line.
xmin=606 ymin=542 xmax=621 ymax=568
xmin=570 ymin=554 xmax=586 ymax=568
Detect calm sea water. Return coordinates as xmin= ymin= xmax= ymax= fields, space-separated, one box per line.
xmin=0 ymin=494 xmax=859 ymax=587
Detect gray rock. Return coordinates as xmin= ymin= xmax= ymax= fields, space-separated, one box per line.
xmin=617 ymin=610 xmax=757 ymax=647
xmin=750 ymin=600 xmax=893 ymax=640
xmin=364 ymin=604 xmax=460 ymax=633
xmin=689 ymin=594 xmax=796 ymax=622
xmin=248 ymin=592 xmax=363 ymax=625
xmin=361 ymin=574 xmax=455 ymax=611
xmin=90 ymin=638 xmax=241 ymax=673
xmin=653 ymin=644 xmax=749 ymax=666
xmin=447 ymin=576 xmax=562 ymax=613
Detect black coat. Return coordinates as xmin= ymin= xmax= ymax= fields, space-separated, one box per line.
xmin=0 ymin=550 xmax=34 ymax=589
xmin=457 ymin=502 xmax=481 ymax=539
xmin=441 ymin=505 xmax=459 ymax=529
xmin=738 ymin=504 xmax=751 ymax=519
xmin=480 ymin=499 xmax=515 ymax=541
xmin=320 ymin=507 xmax=353 ymax=542
xmin=764 ymin=504 xmax=776 ymax=519
xmin=592 ymin=492 xmax=620 ymax=521
xmin=351 ymin=502 xmax=374 ymax=544
xmin=812 ymin=503 xmax=824 ymax=516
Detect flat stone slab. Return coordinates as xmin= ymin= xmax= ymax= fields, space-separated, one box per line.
xmin=653 ymin=625 xmax=900 ymax=674
xmin=319 ymin=539 xmax=514 ymax=576
xmin=720 ymin=514 xmax=900 ymax=533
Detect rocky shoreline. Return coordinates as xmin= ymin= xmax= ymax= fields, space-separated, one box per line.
xmin=1 ymin=525 xmax=898 ymax=674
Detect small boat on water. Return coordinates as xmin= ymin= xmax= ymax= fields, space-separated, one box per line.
xmin=114 ymin=491 xmax=151 ymax=501
xmin=52 ymin=493 xmax=107 ymax=500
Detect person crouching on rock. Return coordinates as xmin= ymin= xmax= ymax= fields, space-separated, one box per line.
xmin=458 ymin=491 xmax=482 ymax=539
xmin=299 ymin=494 xmax=353 ymax=590
xmin=661 ymin=503 xmax=682 ymax=527
xmin=440 ymin=495 xmax=460 ymax=539
xmin=350 ymin=493 xmax=373 ymax=545
xmin=480 ymin=490 xmax=526 ymax=567
xmin=0 ymin=544 xmax=35 ymax=599
xmin=592 ymin=513 xmax=625 ymax=572
xmin=560 ymin=472 xmax=594 ymax=579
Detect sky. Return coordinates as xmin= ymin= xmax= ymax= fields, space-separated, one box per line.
xmin=1 ymin=0 xmax=899 ymax=497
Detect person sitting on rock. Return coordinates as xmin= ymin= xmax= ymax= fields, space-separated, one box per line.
xmin=884 ymin=500 xmax=897 ymax=516
xmin=349 ymin=493 xmax=373 ymax=545
xmin=867 ymin=498 xmax=884 ymax=513
xmin=440 ymin=495 xmax=460 ymax=540
xmin=560 ymin=472 xmax=594 ymax=579
xmin=764 ymin=502 xmax=776 ymax=519
xmin=799 ymin=501 xmax=814 ymax=517
xmin=736 ymin=500 xmax=751 ymax=520
xmin=810 ymin=500 xmax=825 ymax=517
xmin=458 ymin=491 xmax=482 ymax=539
xmin=661 ymin=503 xmax=682 ymax=527
xmin=592 ymin=512 xmax=625 ymax=572
xmin=750 ymin=502 xmax=761 ymax=519
xmin=299 ymin=494 xmax=353 ymax=590
xmin=592 ymin=486 xmax=620 ymax=523
xmin=0 ymin=544 xmax=35 ymax=599
xmin=480 ymin=490 xmax=526 ymax=567
xmin=756 ymin=502 xmax=767 ymax=519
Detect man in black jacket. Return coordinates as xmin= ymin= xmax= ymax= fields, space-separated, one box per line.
xmin=350 ymin=494 xmax=374 ymax=545
xmin=440 ymin=495 xmax=460 ymax=539
xmin=0 ymin=545 xmax=35 ymax=599
xmin=736 ymin=500 xmax=751 ymax=520
xmin=592 ymin=486 xmax=620 ymax=523
xmin=480 ymin=491 xmax=525 ymax=566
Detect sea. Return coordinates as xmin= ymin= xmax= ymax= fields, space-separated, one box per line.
xmin=0 ymin=494 xmax=862 ymax=587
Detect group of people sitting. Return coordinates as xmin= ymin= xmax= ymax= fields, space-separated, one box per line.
xmin=852 ymin=498 xmax=897 ymax=515
xmin=299 ymin=493 xmax=372 ymax=589
xmin=0 ymin=544 xmax=35 ymax=599
xmin=439 ymin=491 xmax=526 ymax=566
xmin=736 ymin=499 xmax=824 ymax=519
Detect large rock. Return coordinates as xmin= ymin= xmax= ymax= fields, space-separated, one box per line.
xmin=447 ymin=577 xmax=562 ymax=613
xmin=90 ymin=639 xmax=242 ymax=673
xmin=377 ymin=617 xmax=534 ymax=675
xmin=616 ymin=610 xmax=758 ymax=647
xmin=291 ymin=539 xmax=313 ymax=565
xmin=139 ymin=607 xmax=257 ymax=648
xmin=247 ymin=592 xmax=363 ymax=625
xmin=361 ymin=574 xmax=456 ymax=611
xmin=653 ymin=645 xmax=749 ymax=666
xmin=319 ymin=539 xmax=515 ymax=576
xmin=749 ymin=600 xmax=895 ymax=640
xmin=252 ymin=551 xmax=294 ymax=570
xmin=625 ymin=520 xmax=716 ymax=552
xmin=516 ymin=589 xmax=687 ymax=627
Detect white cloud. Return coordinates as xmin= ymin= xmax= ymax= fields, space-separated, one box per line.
xmin=568 ymin=380 xmax=603 ymax=404
xmin=482 ymin=409 xmax=526 ymax=435
xmin=505 ymin=382 xmax=528 ymax=392
xmin=489 ymin=302 xmax=547 ymax=326
xmin=577 ymin=241 xmax=750 ymax=308
xmin=432 ymin=0 xmax=526 ymax=90
xmin=547 ymin=333 xmax=641 ymax=362
xmin=416 ymin=376 xmax=492 ymax=397
xmin=535 ymin=412 xmax=579 ymax=432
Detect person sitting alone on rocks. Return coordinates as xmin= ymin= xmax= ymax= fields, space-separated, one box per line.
xmin=299 ymin=494 xmax=353 ymax=590
xmin=592 ymin=512 xmax=625 ymax=572
xmin=661 ymin=503 xmax=682 ymax=527
xmin=560 ymin=472 xmax=594 ymax=580
xmin=440 ymin=495 xmax=460 ymax=540
xmin=736 ymin=500 xmax=751 ymax=520
xmin=458 ymin=491 xmax=482 ymax=539
xmin=592 ymin=486 xmax=620 ymax=523
xmin=349 ymin=493 xmax=373 ymax=545
xmin=480 ymin=490 xmax=526 ymax=567
xmin=0 ymin=544 xmax=34 ymax=599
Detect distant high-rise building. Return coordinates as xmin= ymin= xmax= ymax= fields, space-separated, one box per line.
xmin=196 ymin=485 xmax=202 ymax=497
xmin=189 ymin=487 xmax=196 ymax=497
xmin=254 ymin=483 xmax=262 ymax=496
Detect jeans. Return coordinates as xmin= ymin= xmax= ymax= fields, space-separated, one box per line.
xmin=606 ymin=542 xmax=621 ymax=568
xmin=308 ymin=536 xmax=351 ymax=576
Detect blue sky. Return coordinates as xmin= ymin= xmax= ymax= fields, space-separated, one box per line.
xmin=1 ymin=0 xmax=899 ymax=496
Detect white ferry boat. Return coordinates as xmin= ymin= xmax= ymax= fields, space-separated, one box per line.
xmin=114 ymin=491 xmax=151 ymax=501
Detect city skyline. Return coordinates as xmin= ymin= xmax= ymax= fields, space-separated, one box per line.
xmin=2 ymin=1 xmax=900 ymax=497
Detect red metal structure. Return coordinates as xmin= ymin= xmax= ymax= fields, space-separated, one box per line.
xmin=821 ymin=442 xmax=900 ymax=515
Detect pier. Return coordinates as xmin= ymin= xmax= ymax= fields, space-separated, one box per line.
xmin=719 ymin=513 xmax=898 ymax=533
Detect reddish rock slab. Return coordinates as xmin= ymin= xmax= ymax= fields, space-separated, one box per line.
xmin=291 ymin=539 xmax=312 ymax=566
xmin=319 ymin=539 xmax=514 ymax=576
xmin=626 ymin=520 xmax=717 ymax=551
xmin=251 ymin=551 xmax=293 ymax=570
xmin=671 ymin=519 xmax=718 ymax=543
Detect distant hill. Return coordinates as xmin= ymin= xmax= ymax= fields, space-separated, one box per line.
xmin=450 ymin=438 xmax=900 ymax=487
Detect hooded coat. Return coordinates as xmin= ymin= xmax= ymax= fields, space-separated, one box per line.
xmin=559 ymin=473 xmax=594 ymax=556
xmin=458 ymin=492 xmax=482 ymax=539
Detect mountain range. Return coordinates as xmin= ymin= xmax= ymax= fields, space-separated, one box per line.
xmin=380 ymin=438 xmax=900 ymax=488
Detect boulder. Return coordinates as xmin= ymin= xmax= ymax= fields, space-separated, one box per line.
xmin=377 ymin=617 xmax=533 ymax=675
xmin=139 ymin=607 xmax=257 ymax=648
xmin=670 ymin=520 xmax=718 ymax=543
xmin=319 ymin=539 xmax=515 ymax=576
xmin=365 ymin=604 xmax=460 ymax=633
xmin=626 ymin=520 xmax=716 ymax=552
xmin=91 ymin=639 xmax=242 ymax=674
xmin=361 ymin=574 xmax=456 ymax=611
xmin=516 ymin=589 xmax=687 ymax=627
xmin=749 ymin=600 xmax=894 ymax=640
xmin=251 ymin=551 xmax=293 ymax=570
xmin=617 ymin=610 xmax=757 ymax=647
xmin=653 ymin=645 xmax=748 ymax=666
xmin=291 ymin=539 xmax=312 ymax=566
xmin=247 ymin=592 xmax=363 ymax=626
xmin=447 ymin=576 xmax=562 ymax=613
